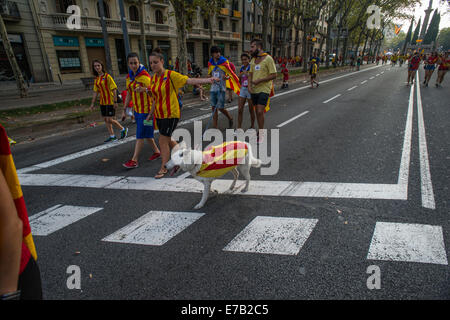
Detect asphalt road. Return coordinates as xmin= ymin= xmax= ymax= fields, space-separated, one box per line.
xmin=10 ymin=63 xmax=450 ymax=300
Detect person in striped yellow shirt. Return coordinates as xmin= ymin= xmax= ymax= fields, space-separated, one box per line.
xmin=90 ymin=60 xmax=127 ymax=143
xmin=136 ymin=48 xmax=219 ymax=178
xmin=122 ymin=53 xmax=161 ymax=169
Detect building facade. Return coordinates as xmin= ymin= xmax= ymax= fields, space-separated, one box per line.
xmin=1 ymin=0 xmax=51 ymax=82
xmin=1 ymin=0 xmax=248 ymax=83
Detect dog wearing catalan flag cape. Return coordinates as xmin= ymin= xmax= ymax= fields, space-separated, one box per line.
xmin=166 ymin=141 xmax=261 ymax=209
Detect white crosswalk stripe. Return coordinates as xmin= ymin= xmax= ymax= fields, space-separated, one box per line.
xmin=223 ymin=216 xmax=318 ymax=256
xmin=367 ymin=222 xmax=448 ymax=265
xmin=102 ymin=210 xmax=204 ymax=246
xmin=30 ymin=205 xmax=103 ymax=236
xmin=29 ymin=206 xmax=448 ymax=266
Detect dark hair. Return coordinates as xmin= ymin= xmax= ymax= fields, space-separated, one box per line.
xmin=92 ymin=59 xmax=106 ymax=76
xmin=210 ymin=46 xmax=221 ymax=54
xmin=250 ymin=39 xmax=263 ymax=48
xmin=149 ymin=47 xmax=164 ymax=61
xmin=127 ymin=52 xmax=140 ymax=62
xmin=241 ymin=53 xmax=250 ymax=59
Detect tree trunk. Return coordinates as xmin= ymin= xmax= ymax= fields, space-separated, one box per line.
xmin=294 ymin=28 xmax=300 ymax=56
xmin=139 ymin=1 xmax=148 ymax=68
xmin=325 ymin=20 xmax=332 ymax=68
xmin=301 ymin=23 xmax=308 ymax=72
xmin=208 ymin=14 xmax=214 ymax=47
xmin=98 ymin=0 xmax=113 ymax=73
xmin=0 ymin=10 xmax=27 ymax=96
xmin=173 ymin=2 xmax=188 ymax=74
xmin=261 ymin=0 xmax=272 ymax=50
xmin=362 ymin=31 xmax=369 ymax=61
xmin=342 ymin=36 xmax=348 ymax=65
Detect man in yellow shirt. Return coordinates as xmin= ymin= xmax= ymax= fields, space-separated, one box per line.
xmin=248 ymin=39 xmax=277 ymax=144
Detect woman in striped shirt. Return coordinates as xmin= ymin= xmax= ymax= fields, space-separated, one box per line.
xmin=90 ymin=60 xmax=127 ymax=142
xmin=136 ymin=48 xmax=219 ymax=178
xmin=122 ymin=53 xmax=161 ymax=169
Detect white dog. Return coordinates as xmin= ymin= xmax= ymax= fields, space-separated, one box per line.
xmin=165 ymin=141 xmax=261 ymax=209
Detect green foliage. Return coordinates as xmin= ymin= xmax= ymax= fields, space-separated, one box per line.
xmin=423 ymin=10 xmax=440 ymax=45
xmin=411 ymin=18 xmax=421 ymax=44
xmin=437 ymin=27 xmax=450 ymax=50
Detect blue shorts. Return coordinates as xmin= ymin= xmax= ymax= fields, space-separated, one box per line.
xmin=134 ymin=112 xmax=154 ymax=139
xmin=239 ymin=86 xmax=251 ymax=99
xmin=210 ymin=90 xmax=225 ymax=109
xmin=425 ymin=64 xmax=435 ymax=70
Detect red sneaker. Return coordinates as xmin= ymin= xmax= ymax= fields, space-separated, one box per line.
xmin=123 ymin=160 xmax=138 ymax=169
xmin=148 ymin=152 xmax=161 ymax=161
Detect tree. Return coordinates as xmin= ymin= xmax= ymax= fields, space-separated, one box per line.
xmin=401 ymin=19 xmax=413 ymax=54
xmin=169 ymin=0 xmax=197 ymax=74
xmin=411 ymin=18 xmax=420 ymax=44
xmin=423 ymin=10 xmax=440 ymax=45
xmin=0 ymin=3 xmax=27 ymax=97
xmin=197 ymin=0 xmax=225 ymax=47
xmin=437 ymin=27 xmax=450 ymax=50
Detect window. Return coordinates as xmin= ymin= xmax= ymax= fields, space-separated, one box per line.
xmin=247 ymin=11 xmax=251 ymax=22
xmin=56 ymin=50 xmax=82 ymax=73
xmin=97 ymin=1 xmax=111 ymax=18
xmin=232 ymin=22 xmax=236 ymax=33
xmin=203 ymin=19 xmax=209 ymax=29
xmin=129 ymin=5 xmax=139 ymax=22
xmin=155 ymin=10 xmax=164 ymax=24
xmin=219 ymin=20 xmax=223 ymax=31
xmin=258 ymin=15 xmax=261 ymax=25
xmin=232 ymin=0 xmax=239 ymax=11
xmin=55 ymin=0 xmax=75 ymax=13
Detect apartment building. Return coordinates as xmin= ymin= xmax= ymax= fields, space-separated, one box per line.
xmin=1 ymin=0 xmax=249 ymax=83
xmin=186 ymin=0 xmax=243 ymax=68
xmin=30 ymin=0 xmax=175 ymax=82
xmin=1 ymin=0 xmax=51 ymax=82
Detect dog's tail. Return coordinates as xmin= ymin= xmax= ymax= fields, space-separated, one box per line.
xmin=246 ymin=142 xmax=262 ymax=168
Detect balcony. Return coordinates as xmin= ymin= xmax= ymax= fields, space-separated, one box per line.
xmin=0 ymin=1 xmax=21 ymax=22
xmin=150 ymin=0 xmax=169 ymax=8
xmin=231 ymin=10 xmax=241 ymax=20
xmin=38 ymin=13 xmax=172 ymax=35
xmin=219 ymin=8 xmax=229 ymax=16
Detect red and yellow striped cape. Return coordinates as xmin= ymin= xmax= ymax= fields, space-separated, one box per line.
xmin=0 ymin=125 xmax=37 ymax=274
xmin=196 ymin=141 xmax=248 ymax=178
xmin=208 ymin=57 xmax=241 ymax=96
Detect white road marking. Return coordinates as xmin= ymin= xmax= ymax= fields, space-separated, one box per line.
xmin=376 ymin=74 xmax=380 ymax=76
xmin=17 ymin=65 xmax=382 ymax=174
xmin=276 ymin=111 xmax=309 ymax=128
xmin=323 ymin=94 xmax=341 ymax=104
xmin=370 ymin=76 xmax=375 ymax=79
xmin=381 ymin=71 xmax=384 ymax=74
xmin=367 ymin=222 xmax=448 ymax=265
xmin=102 ymin=211 xmax=204 ymax=246
xmin=397 ymin=80 xmax=414 ymax=191
xmin=223 ymin=216 xmax=318 ymax=255
xmin=415 ymin=73 xmax=435 ymax=209
xmin=361 ymin=80 xmax=368 ymax=84
xmin=29 ymin=205 xmax=103 ymax=236
xmin=18 ymin=173 xmax=407 ymax=200
xmin=347 ymin=86 xmax=358 ymax=91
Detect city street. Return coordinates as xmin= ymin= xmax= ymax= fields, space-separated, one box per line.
xmin=11 ymin=63 xmax=450 ymax=300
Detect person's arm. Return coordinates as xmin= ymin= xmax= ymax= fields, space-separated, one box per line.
xmin=0 ymin=170 xmax=23 ymax=296
xmin=146 ymin=100 xmax=156 ymax=122
xmin=112 ymin=88 xmax=118 ymax=109
xmin=186 ymin=77 xmax=218 ymax=86
xmin=248 ymin=71 xmax=253 ymax=94
xmin=122 ymin=89 xmax=132 ymax=118
xmin=90 ymin=92 xmax=98 ymax=111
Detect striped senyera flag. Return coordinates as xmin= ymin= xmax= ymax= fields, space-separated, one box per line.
xmin=0 ymin=125 xmax=37 ymax=274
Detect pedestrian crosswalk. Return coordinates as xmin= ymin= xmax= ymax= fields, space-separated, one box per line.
xmin=29 ymin=205 xmax=449 ymax=266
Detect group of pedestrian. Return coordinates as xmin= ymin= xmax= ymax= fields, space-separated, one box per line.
xmin=406 ymin=50 xmax=449 ymax=87
xmin=88 ymin=39 xmax=279 ymax=177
